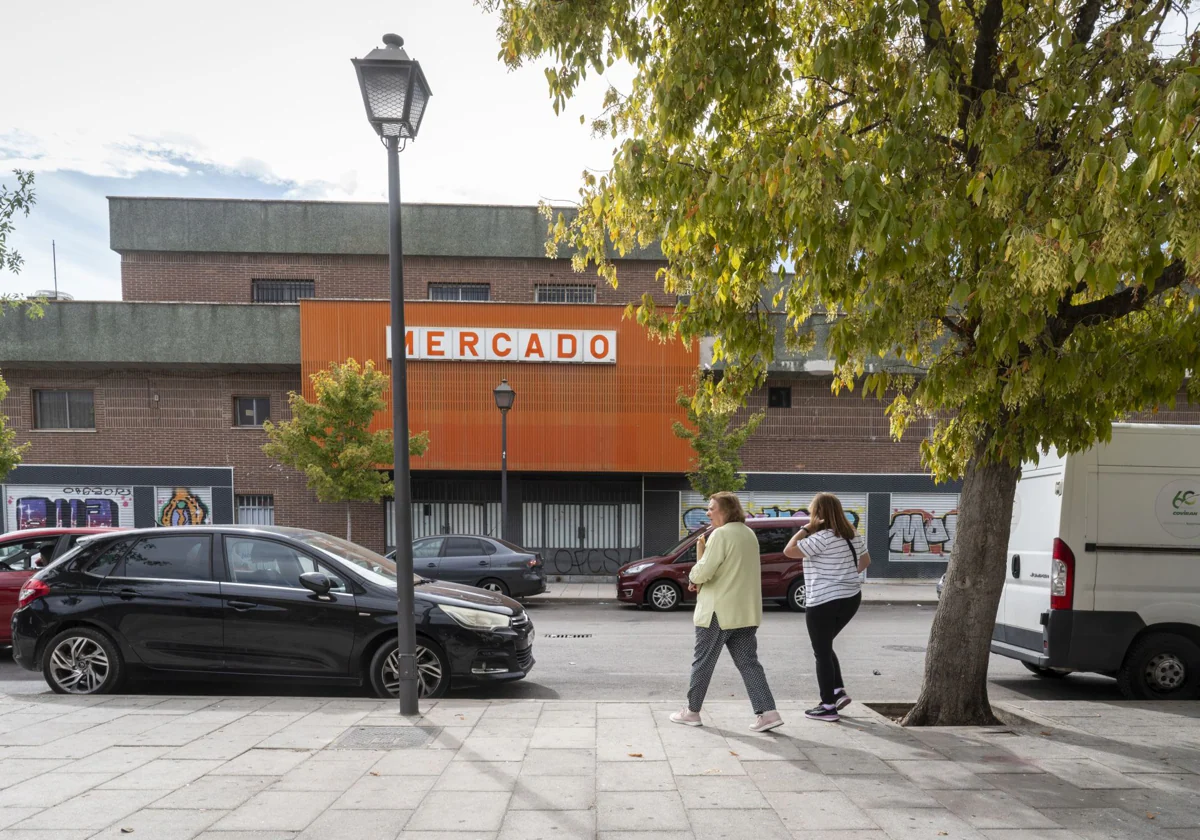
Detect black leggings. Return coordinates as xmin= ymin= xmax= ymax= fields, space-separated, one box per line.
xmin=805 ymin=592 xmax=861 ymax=705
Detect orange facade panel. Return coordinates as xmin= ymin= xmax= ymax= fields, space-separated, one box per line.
xmin=299 ymin=300 xmax=697 ymax=473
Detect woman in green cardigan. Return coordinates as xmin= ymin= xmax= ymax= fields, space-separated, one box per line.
xmin=670 ymin=491 xmax=784 ymax=733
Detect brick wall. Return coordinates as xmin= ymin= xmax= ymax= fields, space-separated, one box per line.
xmin=120 ymin=252 xmax=670 ymax=306
xmin=0 ymin=368 xmax=388 ymax=552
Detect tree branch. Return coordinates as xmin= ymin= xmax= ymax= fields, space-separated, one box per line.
xmin=1048 ymin=260 xmax=1191 ymax=344
xmin=1071 ymin=0 xmax=1103 ymax=45
xmin=940 ymin=315 xmax=976 ymax=346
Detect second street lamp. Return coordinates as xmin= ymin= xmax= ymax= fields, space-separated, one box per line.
xmin=352 ymin=33 xmax=432 ymax=717
xmin=493 ymin=380 xmax=516 ymax=541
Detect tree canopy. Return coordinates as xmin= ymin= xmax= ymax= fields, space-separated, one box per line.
xmin=490 ymin=0 xmax=1200 ymax=476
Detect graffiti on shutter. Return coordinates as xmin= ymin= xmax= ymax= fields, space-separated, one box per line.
xmin=888 ymin=493 xmax=959 ymax=561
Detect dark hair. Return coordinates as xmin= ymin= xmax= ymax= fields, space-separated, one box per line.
xmin=809 ymin=493 xmax=856 ymax=540
xmin=709 ymin=491 xmax=747 ymax=524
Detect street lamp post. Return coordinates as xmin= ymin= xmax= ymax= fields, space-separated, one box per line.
xmin=493 ymin=380 xmax=516 ymax=541
xmin=353 ymin=33 xmax=432 ymax=716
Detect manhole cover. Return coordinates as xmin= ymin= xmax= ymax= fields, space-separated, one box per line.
xmin=543 ymin=633 xmax=593 ymax=638
xmin=883 ymin=644 xmax=928 ymax=653
xmin=330 ymin=726 xmax=441 ymax=750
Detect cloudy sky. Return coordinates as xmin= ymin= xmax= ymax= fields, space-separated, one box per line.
xmin=0 ymin=1 xmax=624 ymax=300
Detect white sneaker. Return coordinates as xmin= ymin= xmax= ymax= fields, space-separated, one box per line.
xmin=750 ymin=711 xmax=784 ymax=732
xmin=670 ymin=708 xmax=703 ymax=727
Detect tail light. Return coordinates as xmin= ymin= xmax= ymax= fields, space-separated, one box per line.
xmin=528 ymin=554 xmax=542 ymax=568
xmin=18 ymin=578 xmax=50 ymax=608
xmin=1050 ymin=538 xmax=1075 ymax=611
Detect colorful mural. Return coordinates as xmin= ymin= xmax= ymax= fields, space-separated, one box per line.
xmin=5 ymin=485 xmax=134 ymax=531
xmin=680 ymin=492 xmax=869 ymax=541
xmin=155 ymin=487 xmax=212 ymax=527
xmin=888 ymin=493 xmax=960 ymax=561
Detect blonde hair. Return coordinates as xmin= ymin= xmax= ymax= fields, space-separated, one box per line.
xmin=809 ymin=493 xmax=856 ymax=540
xmin=709 ymin=491 xmax=747 ymax=524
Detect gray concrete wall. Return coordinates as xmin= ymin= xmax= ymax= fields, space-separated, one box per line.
xmin=108 ymin=198 xmax=664 ymax=261
xmin=0 ymin=302 xmax=299 ymax=368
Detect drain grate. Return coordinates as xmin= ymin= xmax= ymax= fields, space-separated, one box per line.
xmin=883 ymin=644 xmax=928 ymax=653
xmin=542 ymin=633 xmax=593 ymax=638
xmin=330 ymin=725 xmax=441 ymax=750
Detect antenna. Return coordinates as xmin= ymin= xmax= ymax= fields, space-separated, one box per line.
xmin=52 ymin=240 xmax=58 ymax=300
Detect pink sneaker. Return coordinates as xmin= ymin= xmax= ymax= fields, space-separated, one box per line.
xmin=750 ymin=711 xmax=784 ymax=732
xmin=670 ymin=708 xmax=703 ymax=727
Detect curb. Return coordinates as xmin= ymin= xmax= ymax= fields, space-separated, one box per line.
xmin=521 ymin=597 xmax=940 ymax=608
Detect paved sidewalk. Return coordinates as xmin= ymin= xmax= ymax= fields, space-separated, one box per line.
xmin=1 ymin=694 xmax=1197 ymax=839
xmin=530 ymin=580 xmax=938 ymax=605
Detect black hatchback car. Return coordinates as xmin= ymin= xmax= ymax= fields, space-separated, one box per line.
xmin=10 ymin=525 xmax=534 ymax=698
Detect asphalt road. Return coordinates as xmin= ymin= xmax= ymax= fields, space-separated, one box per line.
xmin=0 ymin=602 xmax=1124 ymax=704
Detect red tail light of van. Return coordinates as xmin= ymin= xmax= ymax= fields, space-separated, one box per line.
xmin=1050 ymin=538 xmax=1075 ymax=611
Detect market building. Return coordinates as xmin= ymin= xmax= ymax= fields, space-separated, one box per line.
xmin=4 ymin=197 xmax=1191 ymax=579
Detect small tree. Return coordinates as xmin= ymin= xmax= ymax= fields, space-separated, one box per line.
xmin=0 ymin=169 xmax=40 ymax=481
xmin=263 ymin=359 xmax=429 ymax=541
xmin=673 ymin=378 xmax=765 ymax=497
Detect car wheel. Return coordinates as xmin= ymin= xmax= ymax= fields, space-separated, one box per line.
xmin=370 ymin=637 xmax=451 ymax=699
xmin=42 ymin=627 xmax=124 ymax=695
xmin=1022 ymin=661 xmax=1070 ymax=679
xmin=1117 ymin=633 xmax=1200 ymax=700
xmin=478 ymin=578 xmax=510 ymax=597
xmin=786 ymin=580 xmax=807 ymax=613
xmin=646 ymin=580 xmax=682 ymax=612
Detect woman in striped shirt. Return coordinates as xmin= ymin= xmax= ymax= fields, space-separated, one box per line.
xmin=784 ymin=493 xmax=871 ymax=722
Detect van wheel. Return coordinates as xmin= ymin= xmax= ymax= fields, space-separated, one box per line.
xmin=1022 ymin=662 xmax=1069 ymax=679
xmin=1117 ymin=633 xmax=1200 ymax=700
xmin=786 ymin=580 xmax=807 ymax=613
xmin=646 ymin=580 xmax=682 ymax=612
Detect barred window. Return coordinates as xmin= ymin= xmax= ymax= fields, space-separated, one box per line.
xmin=429 ymin=284 xmax=490 ymax=302
xmin=252 ymin=280 xmax=315 ymax=303
xmin=236 ymin=495 xmax=275 ymax=525
xmin=34 ymin=390 xmax=95 ymax=430
xmin=535 ymin=284 xmax=596 ymax=304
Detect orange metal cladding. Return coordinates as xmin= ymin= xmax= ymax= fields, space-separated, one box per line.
xmin=299 ymin=300 xmax=697 ymax=473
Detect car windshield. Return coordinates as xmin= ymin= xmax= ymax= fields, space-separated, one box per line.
xmin=292 ymin=531 xmax=405 ymax=588
xmin=663 ymin=531 xmax=704 ymax=557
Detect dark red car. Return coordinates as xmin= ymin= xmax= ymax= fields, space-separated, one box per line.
xmin=1 ymin=528 xmax=118 ymax=644
xmin=617 ymin=516 xmax=810 ymax=612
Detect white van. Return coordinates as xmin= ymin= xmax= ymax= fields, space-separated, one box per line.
xmin=991 ymin=423 xmax=1200 ymax=699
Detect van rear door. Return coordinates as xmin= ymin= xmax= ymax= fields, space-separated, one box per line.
xmin=998 ymin=460 xmax=1064 ymax=655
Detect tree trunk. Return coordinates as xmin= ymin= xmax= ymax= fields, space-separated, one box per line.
xmin=903 ymin=441 xmax=1021 ymax=726
xmin=346 ymin=502 xmax=352 ymax=542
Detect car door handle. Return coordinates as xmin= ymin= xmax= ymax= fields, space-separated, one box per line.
xmin=426 ymin=562 xmax=437 ymax=568
xmin=478 ymin=560 xmax=488 ymax=566
xmin=1011 ymin=555 xmax=1021 ymax=579
xmin=117 ymin=588 xmax=138 ymax=601
xmin=228 ymin=600 xmax=257 ymax=611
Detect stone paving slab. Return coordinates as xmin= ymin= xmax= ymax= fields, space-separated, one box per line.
xmin=0 ymin=693 xmax=1197 ymax=839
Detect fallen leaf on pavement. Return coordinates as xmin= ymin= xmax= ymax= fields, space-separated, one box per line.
xmin=1148 ymin=813 xmax=1157 ymax=820
xmin=873 ymin=670 xmax=882 ymax=675
xmin=729 ymin=751 xmax=738 ymax=756
xmin=120 ymin=830 xmax=134 ymax=835
xmin=370 ymin=771 xmax=380 ymax=776
xmin=628 ymin=753 xmax=643 ymax=758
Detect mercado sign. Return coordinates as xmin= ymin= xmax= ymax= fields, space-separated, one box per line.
xmin=386 ymin=326 xmax=617 ymax=364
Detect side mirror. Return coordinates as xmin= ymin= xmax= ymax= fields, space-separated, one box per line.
xmin=299 ymin=572 xmax=333 ymax=596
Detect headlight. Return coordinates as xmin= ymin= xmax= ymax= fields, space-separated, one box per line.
xmin=441 ymin=605 xmax=511 ymax=631
xmin=623 ymin=562 xmax=654 ymax=575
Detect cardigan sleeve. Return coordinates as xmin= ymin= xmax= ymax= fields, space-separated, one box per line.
xmin=689 ymin=528 xmax=729 ymax=585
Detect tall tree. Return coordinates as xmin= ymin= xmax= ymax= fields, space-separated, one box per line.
xmin=263 ymin=359 xmax=429 ymax=541
xmin=486 ymin=0 xmax=1200 ymax=723
xmin=673 ymin=377 xmax=765 ymax=497
xmin=0 ymin=170 xmax=40 ymax=481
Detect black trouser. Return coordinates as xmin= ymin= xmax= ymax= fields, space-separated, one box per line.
xmin=805 ymin=592 xmax=862 ymax=705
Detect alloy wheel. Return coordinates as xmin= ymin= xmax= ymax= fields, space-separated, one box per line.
xmin=383 ymin=643 xmax=445 ymax=698
xmin=481 ymin=581 xmax=504 ymax=593
xmin=1145 ymin=652 xmax=1186 ymax=692
xmin=793 ymin=583 xmax=807 ymax=610
xmin=650 ymin=582 xmax=678 ymax=610
xmin=48 ymin=636 xmax=110 ymax=694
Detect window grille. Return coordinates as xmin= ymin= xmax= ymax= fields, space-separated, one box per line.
xmin=252 ymin=280 xmax=315 ymax=303
xmin=236 ymin=495 xmax=275 ymax=525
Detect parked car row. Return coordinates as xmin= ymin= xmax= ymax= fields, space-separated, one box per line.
xmin=386 ymin=535 xmax=546 ymax=598
xmin=9 ymin=526 xmax=534 ymax=698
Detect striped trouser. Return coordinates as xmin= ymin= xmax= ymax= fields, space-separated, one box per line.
xmin=688 ymin=615 xmax=776 ymax=715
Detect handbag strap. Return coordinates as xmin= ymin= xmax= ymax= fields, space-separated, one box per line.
xmin=844 ymin=537 xmax=858 ymax=571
